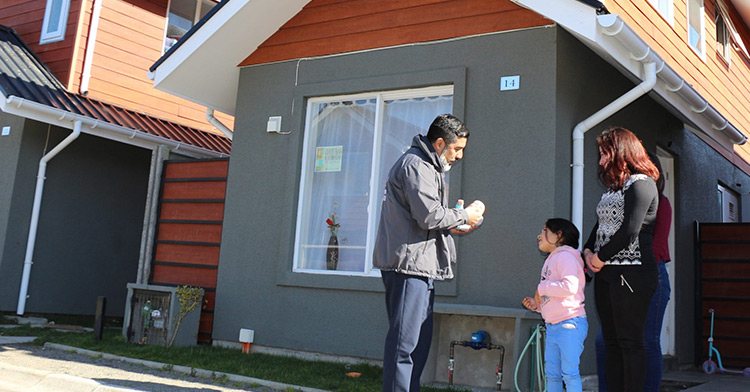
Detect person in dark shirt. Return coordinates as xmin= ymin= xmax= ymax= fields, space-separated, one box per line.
xmin=594 ymin=152 xmax=673 ymax=392
xmin=584 ymin=127 xmax=660 ymax=392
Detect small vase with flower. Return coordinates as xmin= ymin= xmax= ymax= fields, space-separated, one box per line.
xmin=325 ymin=202 xmax=340 ymax=270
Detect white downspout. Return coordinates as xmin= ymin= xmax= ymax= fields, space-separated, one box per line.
xmin=17 ymin=120 xmax=82 ymax=315
xmin=571 ymin=61 xmax=657 ymax=234
xmin=80 ymin=0 xmax=103 ymax=95
xmin=206 ymin=109 xmax=233 ymax=140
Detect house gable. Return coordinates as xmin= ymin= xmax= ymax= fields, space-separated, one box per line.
xmin=239 ymin=0 xmax=551 ymax=66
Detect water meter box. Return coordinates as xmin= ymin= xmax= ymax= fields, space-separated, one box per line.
xmin=122 ymin=283 xmax=203 ymax=347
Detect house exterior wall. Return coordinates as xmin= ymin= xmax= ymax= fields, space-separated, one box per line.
xmin=214 ymin=23 xmax=750 ymax=378
xmin=0 ymin=0 xmax=83 ymax=87
xmin=0 ymin=121 xmax=151 ymax=316
xmin=606 ymin=0 xmax=750 ymax=171
xmin=0 ymin=114 xmax=27 ymax=276
xmin=218 ymin=26 xmax=561 ymax=364
xmin=0 ymin=0 xmax=234 ymax=134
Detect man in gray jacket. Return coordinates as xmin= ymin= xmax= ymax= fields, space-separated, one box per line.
xmin=374 ymin=114 xmax=485 ymax=392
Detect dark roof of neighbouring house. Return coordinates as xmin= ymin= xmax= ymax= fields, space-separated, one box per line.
xmin=0 ymin=25 xmax=231 ymax=155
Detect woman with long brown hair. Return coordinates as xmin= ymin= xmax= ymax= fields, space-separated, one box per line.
xmin=583 ymin=127 xmax=660 ymax=392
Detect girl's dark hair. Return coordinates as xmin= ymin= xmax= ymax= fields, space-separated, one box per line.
xmin=596 ymin=127 xmax=660 ymax=190
xmin=545 ymin=218 xmax=580 ymax=249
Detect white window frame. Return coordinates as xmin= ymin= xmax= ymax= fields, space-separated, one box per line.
xmin=715 ymin=11 xmax=731 ymax=63
xmin=163 ymin=0 xmax=217 ymax=53
xmin=687 ymin=0 xmax=706 ymax=60
xmin=648 ymin=0 xmax=674 ymax=25
xmin=40 ymin=0 xmax=71 ymax=45
xmin=292 ymin=85 xmax=454 ymax=277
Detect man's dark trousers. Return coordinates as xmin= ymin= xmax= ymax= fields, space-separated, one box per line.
xmin=382 ymin=270 xmax=435 ymax=392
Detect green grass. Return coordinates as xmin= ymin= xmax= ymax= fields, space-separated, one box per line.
xmin=0 ymin=319 xmax=469 ymax=392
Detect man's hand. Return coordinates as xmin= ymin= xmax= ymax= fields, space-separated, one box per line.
xmin=465 ymin=200 xmax=485 ymax=226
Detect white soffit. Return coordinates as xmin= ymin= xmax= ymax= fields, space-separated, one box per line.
xmin=730 ymin=0 xmax=750 ymax=27
xmin=150 ymin=0 xmax=310 ymax=116
xmin=514 ymin=0 xmax=747 ymax=150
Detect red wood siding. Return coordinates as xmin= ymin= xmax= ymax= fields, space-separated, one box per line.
xmin=697 ymin=223 xmax=750 ymax=368
xmin=607 ymin=0 xmax=750 ymax=171
xmin=0 ymin=0 xmax=82 ymax=85
xmin=71 ymin=0 xmax=234 ymax=133
xmin=0 ymin=0 xmax=234 ymax=135
xmin=150 ymin=159 xmax=229 ymax=344
xmin=240 ymin=0 xmax=550 ymax=66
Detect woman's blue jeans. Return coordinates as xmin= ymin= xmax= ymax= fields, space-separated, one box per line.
xmin=545 ymin=316 xmax=588 ymax=392
xmin=596 ymin=261 xmax=670 ymax=392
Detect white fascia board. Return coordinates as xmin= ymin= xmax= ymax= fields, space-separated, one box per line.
xmin=151 ymin=0 xmax=310 ymax=116
xmin=730 ymin=0 xmax=750 ymax=27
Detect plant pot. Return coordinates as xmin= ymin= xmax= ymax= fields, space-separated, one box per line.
xmin=326 ymin=234 xmax=339 ymax=270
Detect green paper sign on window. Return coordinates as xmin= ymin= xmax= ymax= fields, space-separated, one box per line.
xmin=315 ymin=146 xmax=343 ymax=172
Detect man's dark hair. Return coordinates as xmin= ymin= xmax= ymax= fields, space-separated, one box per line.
xmin=426 ymin=114 xmax=470 ymax=144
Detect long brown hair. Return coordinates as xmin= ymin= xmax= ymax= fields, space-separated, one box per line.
xmin=596 ymin=127 xmax=660 ymax=190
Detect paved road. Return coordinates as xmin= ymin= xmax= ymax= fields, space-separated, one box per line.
xmin=0 ymin=343 xmax=290 ymax=392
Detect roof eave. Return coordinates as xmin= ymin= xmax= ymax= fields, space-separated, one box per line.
xmin=149 ymin=0 xmax=310 ymax=116
xmin=513 ymin=0 xmax=747 ymax=150
xmin=1 ymin=94 xmax=228 ymax=158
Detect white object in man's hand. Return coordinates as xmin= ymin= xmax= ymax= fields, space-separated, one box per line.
xmin=464 ymin=200 xmax=485 ymax=226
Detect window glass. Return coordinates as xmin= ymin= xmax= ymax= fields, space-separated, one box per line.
xmin=294 ymin=87 xmax=453 ymax=275
xmin=649 ymin=0 xmax=673 ymax=23
xmin=688 ymin=0 xmax=705 ymax=55
xmin=716 ymin=12 xmax=731 ymax=60
xmin=165 ymin=0 xmax=217 ymax=52
xmin=40 ymin=0 xmax=70 ymax=44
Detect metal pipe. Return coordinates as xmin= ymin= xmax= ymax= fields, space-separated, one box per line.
xmin=17 ymin=120 xmax=82 ymax=315
xmin=571 ymin=61 xmax=656 ymax=233
xmin=206 ymin=108 xmax=233 ymax=140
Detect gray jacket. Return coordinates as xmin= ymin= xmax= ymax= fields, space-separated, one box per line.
xmin=372 ymin=135 xmax=469 ymax=280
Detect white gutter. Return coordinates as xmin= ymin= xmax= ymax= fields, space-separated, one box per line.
xmin=1 ymin=95 xmax=227 ymax=158
xmin=572 ymin=61 xmax=657 ymax=232
xmin=570 ymin=13 xmax=747 ymax=233
xmin=17 ymin=121 xmax=82 ymax=315
xmin=206 ymin=108 xmax=233 ymax=140
xmin=80 ymin=0 xmax=103 ymax=95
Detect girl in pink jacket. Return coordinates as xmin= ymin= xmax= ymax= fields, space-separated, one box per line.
xmin=523 ymin=218 xmax=588 ymax=392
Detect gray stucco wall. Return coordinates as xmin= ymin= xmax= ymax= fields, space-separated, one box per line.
xmin=0 ymin=113 xmax=25 ymax=275
xmin=214 ymin=23 xmax=750 ymax=376
xmin=0 ymin=121 xmax=151 ymax=317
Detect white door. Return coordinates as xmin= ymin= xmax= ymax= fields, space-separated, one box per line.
xmin=657 ymin=147 xmax=676 ymax=356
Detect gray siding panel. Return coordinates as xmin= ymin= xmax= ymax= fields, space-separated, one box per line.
xmin=0 ymin=121 xmax=151 ymax=317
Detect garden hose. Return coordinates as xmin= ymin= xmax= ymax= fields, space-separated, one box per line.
xmin=514 ymin=324 xmax=546 ymax=392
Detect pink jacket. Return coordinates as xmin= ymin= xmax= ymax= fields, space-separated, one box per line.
xmin=537 ymin=246 xmax=586 ymax=325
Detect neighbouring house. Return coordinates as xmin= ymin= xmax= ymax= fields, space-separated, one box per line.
xmin=0 ymin=0 xmax=232 ymax=322
xmin=149 ymin=0 xmax=750 ymax=388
